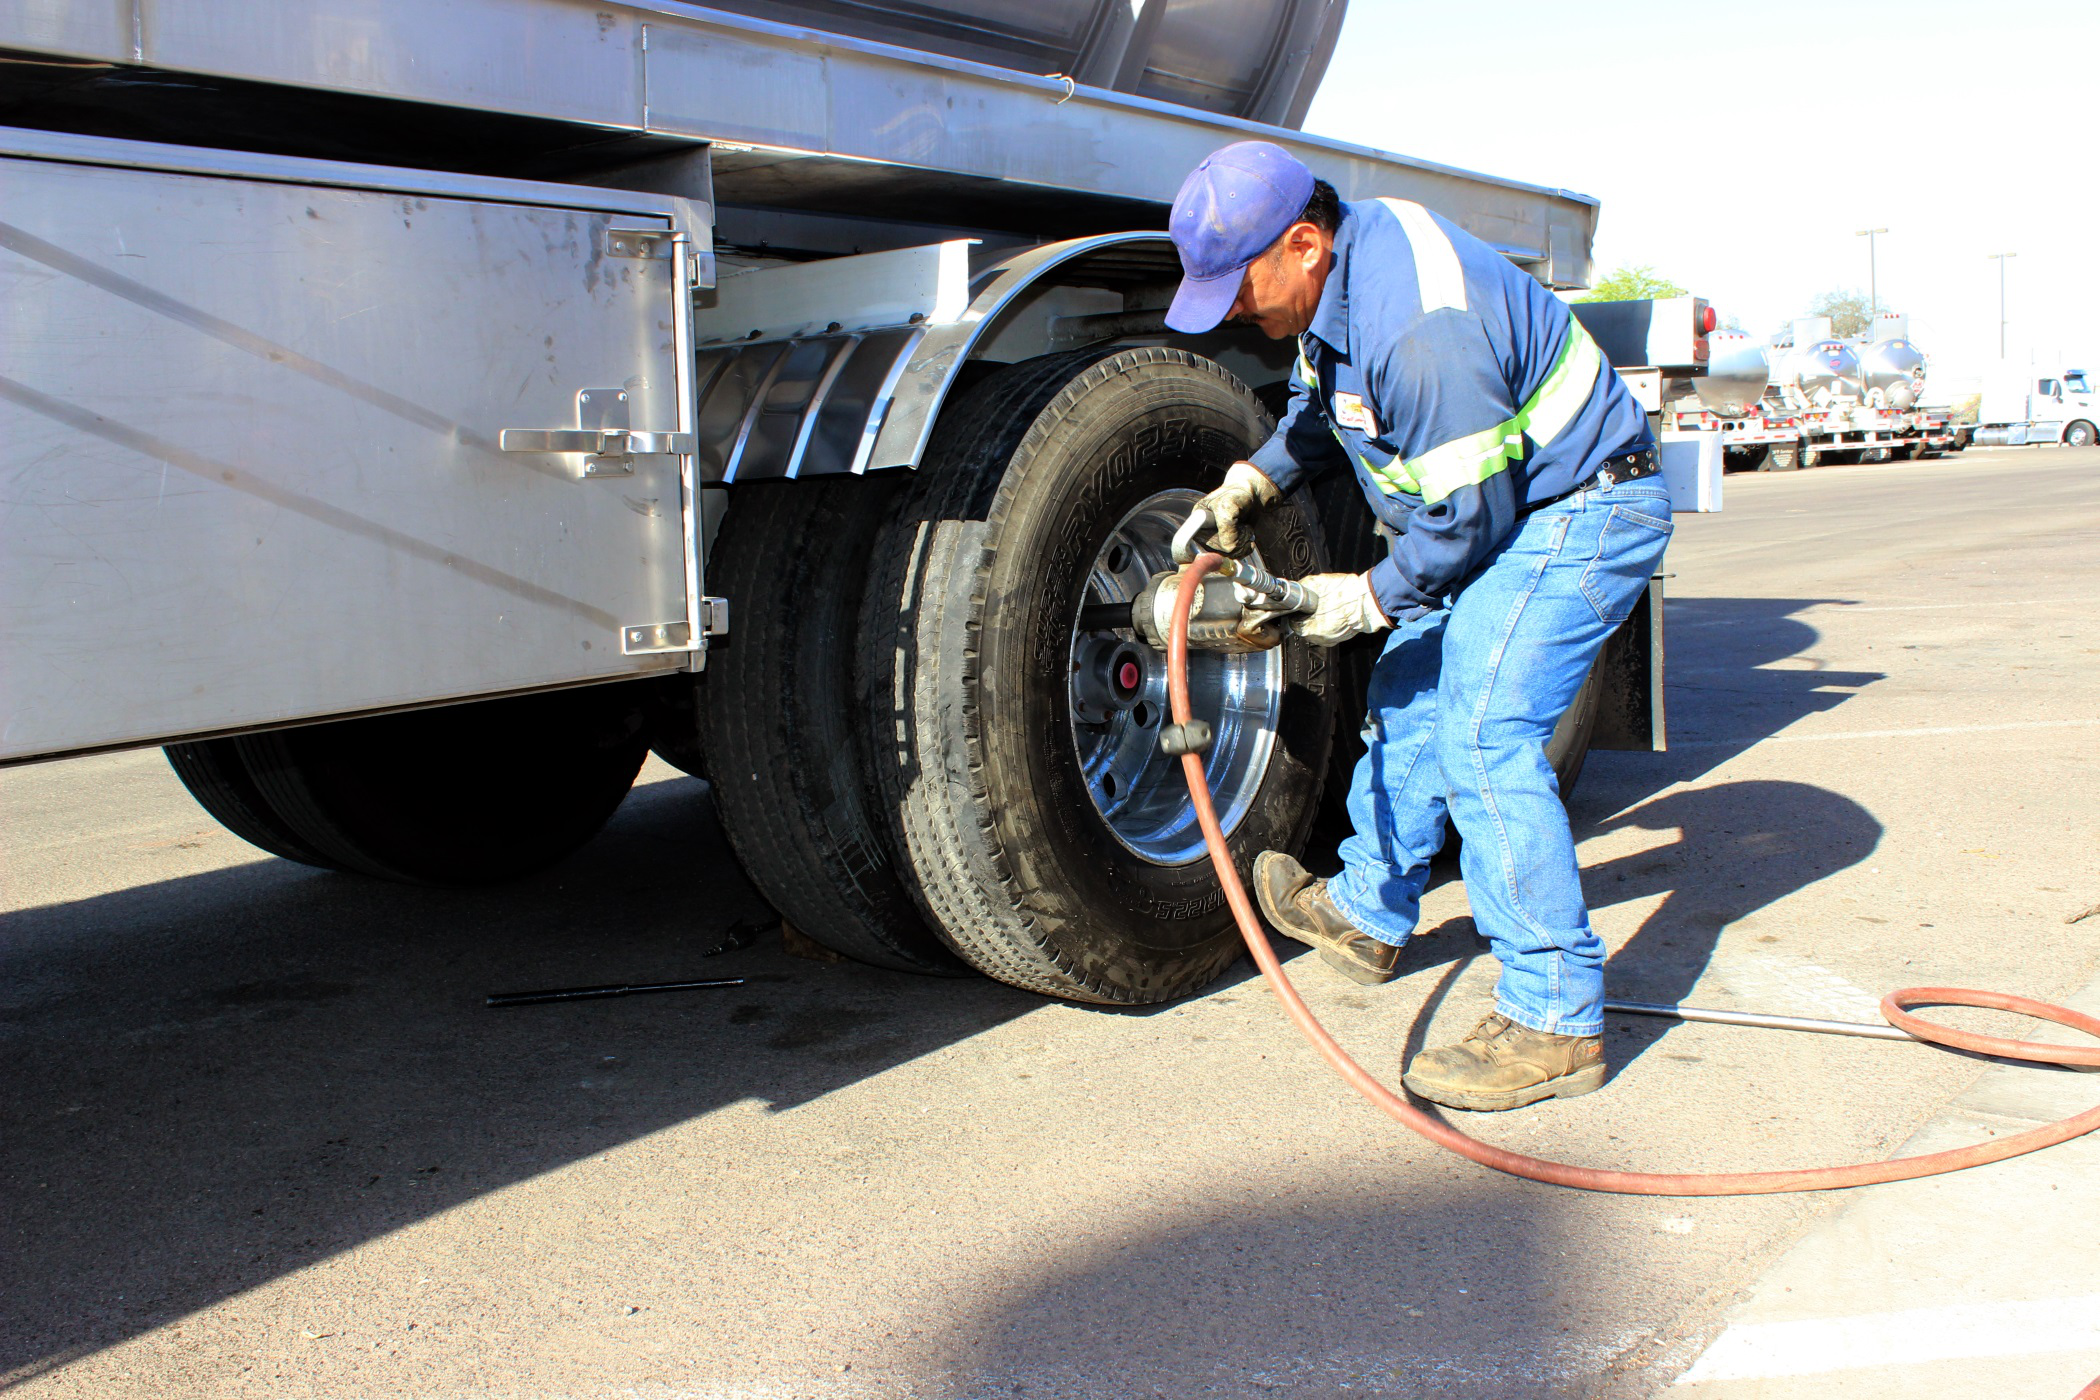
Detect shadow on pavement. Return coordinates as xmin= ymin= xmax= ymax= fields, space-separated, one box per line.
xmin=916 ymin=1169 xmax=1623 ymax=1400
xmin=0 ymin=597 xmax=1880 ymax=1384
xmin=1587 ymin=780 xmax=1884 ymax=1075
xmin=918 ymin=597 xmax=1892 ymax=1397
xmin=1280 ymin=596 xmax=1888 ymax=1070
xmin=0 ymin=775 xmax=1039 ymax=1384
xmin=1631 ymin=594 xmax=1885 ymax=787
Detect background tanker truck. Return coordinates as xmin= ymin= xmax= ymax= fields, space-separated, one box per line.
xmin=1664 ymin=314 xmax=1965 ymax=470
xmin=0 ymin=0 xmax=1698 ymax=1007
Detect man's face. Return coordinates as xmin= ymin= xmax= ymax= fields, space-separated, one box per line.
xmin=1228 ymin=222 xmax=1334 ymax=339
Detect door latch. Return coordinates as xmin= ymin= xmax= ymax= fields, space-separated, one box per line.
xmin=500 ymin=388 xmax=696 ymax=477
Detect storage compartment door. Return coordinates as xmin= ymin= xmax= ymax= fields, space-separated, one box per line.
xmin=0 ymin=141 xmax=699 ymax=763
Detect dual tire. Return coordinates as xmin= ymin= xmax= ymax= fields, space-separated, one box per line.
xmin=699 ymin=347 xmax=1610 ymax=1004
xmin=165 ymin=685 xmax=650 ymax=884
xmin=698 ymin=347 xmax=1336 ymax=1003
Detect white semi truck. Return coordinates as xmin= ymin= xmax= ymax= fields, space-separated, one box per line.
xmin=1971 ymin=365 xmax=2099 ymax=447
xmin=0 ymin=0 xmax=1691 ymax=1005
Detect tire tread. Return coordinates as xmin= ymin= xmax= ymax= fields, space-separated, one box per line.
xmin=863 ymin=348 xmax=1320 ymax=1003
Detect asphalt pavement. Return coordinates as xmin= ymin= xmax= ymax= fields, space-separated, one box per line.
xmin=4 ymin=446 xmax=2099 ymax=1399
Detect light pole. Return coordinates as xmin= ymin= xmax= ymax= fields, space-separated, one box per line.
xmin=1855 ymin=227 xmax=1887 ymax=319
xmin=1988 ymin=252 xmax=2016 ymax=359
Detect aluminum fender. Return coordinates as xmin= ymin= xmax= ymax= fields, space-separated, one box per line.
xmin=698 ymin=231 xmax=1172 ymax=484
xmin=867 ymin=232 xmax=1174 ymax=473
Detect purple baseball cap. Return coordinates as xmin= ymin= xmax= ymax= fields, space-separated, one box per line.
xmin=1165 ymin=141 xmax=1318 ymax=333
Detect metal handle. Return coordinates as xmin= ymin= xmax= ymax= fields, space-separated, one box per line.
xmin=497 ymin=428 xmax=696 ymax=457
xmin=1171 ymin=506 xmax=1213 ymax=565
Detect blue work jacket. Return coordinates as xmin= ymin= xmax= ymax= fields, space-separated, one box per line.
xmin=1248 ymin=198 xmax=1653 ymax=620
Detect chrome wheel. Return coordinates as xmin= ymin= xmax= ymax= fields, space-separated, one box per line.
xmin=1068 ymin=489 xmax=1283 ymax=865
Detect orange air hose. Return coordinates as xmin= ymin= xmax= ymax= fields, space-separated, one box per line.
xmin=1167 ymin=552 xmax=2100 ymax=1197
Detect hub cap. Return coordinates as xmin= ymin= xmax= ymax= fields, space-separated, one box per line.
xmin=1068 ymin=488 xmax=1283 ymax=865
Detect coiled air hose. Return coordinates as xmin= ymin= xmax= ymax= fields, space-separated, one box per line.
xmin=1165 ymin=551 xmax=2100 ymax=1197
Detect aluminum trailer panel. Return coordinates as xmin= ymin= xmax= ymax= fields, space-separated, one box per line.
xmin=0 ymin=1 xmax=1597 ymax=284
xmin=0 ymin=129 xmax=705 ymax=764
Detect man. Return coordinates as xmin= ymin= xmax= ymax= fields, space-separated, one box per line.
xmin=1163 ymin=141 xmax=1673 ymax=1112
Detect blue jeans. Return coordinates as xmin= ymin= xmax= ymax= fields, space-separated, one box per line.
xmin=1324 ymin=475 xmax=1674 ymax=1037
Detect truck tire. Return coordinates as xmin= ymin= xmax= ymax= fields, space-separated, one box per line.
xmin=2066 ymin=421 xmax=2097 ymax=448
xmin=860 ymin=348 xmax=1337 ymax=1004
xmin=228 ymin=686 xmax=648 ymax=885
xmin=693 ymin=475 xmax=962 ymax=974
xmin=1764 ymin=443 xmax=1799 ymax=471
xmin=163 ymin=739 xmax=344 ymax=870
xmin=1729 ymin=446 xmax=1771 ymax=473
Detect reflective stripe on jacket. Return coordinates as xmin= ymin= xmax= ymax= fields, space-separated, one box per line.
xmin=1250 ymin=197 xmax=1652 ymax=619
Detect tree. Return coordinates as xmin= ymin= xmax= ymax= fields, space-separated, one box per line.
xmin=1809 ymin=288 xmax=1872 ymax=338
xmin=1575 ymin=265 xmax=1688 ymax=303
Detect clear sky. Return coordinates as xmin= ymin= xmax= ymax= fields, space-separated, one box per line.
xmin=1300 ymin=0 xmax=2099 ymax=397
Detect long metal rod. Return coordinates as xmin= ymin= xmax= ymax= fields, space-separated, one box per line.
xmin=1605 ymin=999 xmax=1915 ymax=1042
xmin=487 ymin=978 xmax=746 ymax=1008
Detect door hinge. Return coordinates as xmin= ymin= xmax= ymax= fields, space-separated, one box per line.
xmin=621 ymin=621 xmax=691 ymax=654
xmin=605 ymin=228 xmax=716 ymax=289
xmin=621 ymin=598 xmax=727 ymax=656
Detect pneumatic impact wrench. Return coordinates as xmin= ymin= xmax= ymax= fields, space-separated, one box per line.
xmin=1128 ymin=503 xmax=1316 ymax=756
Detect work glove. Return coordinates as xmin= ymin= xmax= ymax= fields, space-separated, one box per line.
xmin=1173 ymin=462 xmax=1282 ymax=560
xmin=1287 ymin=572 xmax=1391 ymax=647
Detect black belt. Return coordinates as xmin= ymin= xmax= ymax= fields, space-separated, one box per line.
xmin=1585 ymin=445 xmax=1660 ymax=492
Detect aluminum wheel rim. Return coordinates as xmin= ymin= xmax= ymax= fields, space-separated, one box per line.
xmin=1068 ymin=488 xmax=1283 ymax=866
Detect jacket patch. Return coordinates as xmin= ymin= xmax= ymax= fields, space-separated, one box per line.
xmin=1332 ymin=390 xmax=1378 ymax=437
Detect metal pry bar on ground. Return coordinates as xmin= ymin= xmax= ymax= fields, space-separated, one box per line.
xmin=487 ymin=978 xmax=747 ymax=1008
xmin=1605 ymin=998 xmax=1916 ymax=1042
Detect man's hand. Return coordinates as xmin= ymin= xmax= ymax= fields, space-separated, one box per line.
xmin=1287 ymin=572 xmax=1390 ymax=647
xmin=1173 ymin=462 xmax=1282 ymax=560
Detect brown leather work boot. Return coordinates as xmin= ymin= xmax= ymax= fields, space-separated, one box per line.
xmin=1252 ymin=851 xmax=1403 ymax=985
xmin=1402 ymin=1012 xmax=1607 ymax=1112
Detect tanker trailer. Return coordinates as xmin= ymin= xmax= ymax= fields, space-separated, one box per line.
xmin=1657 ymin=331 xmax=1801 ymax=471
xmin=0 ymin=0 xmax=1679 ymax=1006
xmin=1785 ymin=314 xmax=1958 ymax=465
xmin=1860 ymin=336 xmax=1928 ymax=412
xmin=1784 ymin=340 xmax=1867 ymax=410
xmin=1694 ymin=332 xmax=1773 ymax=418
